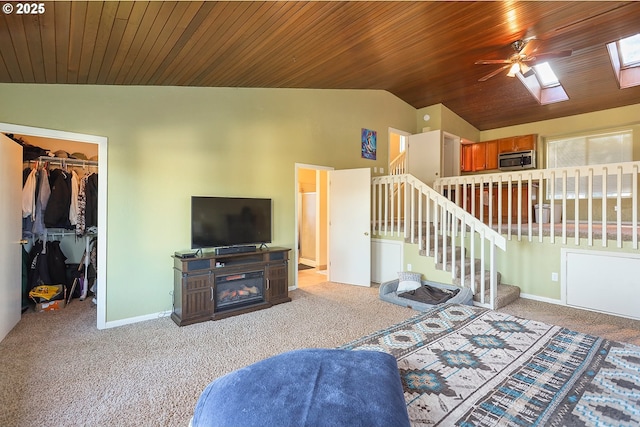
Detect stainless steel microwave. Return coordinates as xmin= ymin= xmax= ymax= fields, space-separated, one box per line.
xmin=498 ymin=150 xmax=536 ymax=171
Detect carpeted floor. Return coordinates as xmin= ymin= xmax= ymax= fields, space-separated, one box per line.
xmin=0 ymin=281 xmax=411 ymax=427
xmin=496 ymin=297 xmax=640 ymax=346
xmin=1 ymin=281 xmax=639 ymax=426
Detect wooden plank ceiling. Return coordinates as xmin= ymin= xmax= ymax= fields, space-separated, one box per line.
xmin=1 ymin=1 xmax=639 ymax=130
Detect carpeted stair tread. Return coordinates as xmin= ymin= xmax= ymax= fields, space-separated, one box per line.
xmin=438 ymin=258 xmax=482 ymax=277
xmin=453 ymin=270 xmax=501 ymax=289
xmin=473 ymin=283 xmax=521 ymax=309
xmin=385 ymin=220 xmax=522 ymax=309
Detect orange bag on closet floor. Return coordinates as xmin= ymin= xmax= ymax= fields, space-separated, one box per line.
xmin=35 ymin=299 xmax=66 ymax=312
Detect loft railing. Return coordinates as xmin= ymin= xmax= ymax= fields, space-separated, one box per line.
xmin=371 ymin=173 xmax=506 ymax=309
xmin=389 ymin=151 xmax=406 ymax=175
xmin=433 ymin=161 xmax=640 ymax=249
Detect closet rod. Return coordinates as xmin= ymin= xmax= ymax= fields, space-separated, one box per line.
xmin=26 ymin=155 xmax=98 ymax=167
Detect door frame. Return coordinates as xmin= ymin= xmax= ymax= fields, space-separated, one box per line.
xmin=388 ymin=127 xmax=411 ymax=174
xmin=0 ymin=122 xmax=108 ymax=330
xmin=442 ymin=131 xmax=461 ymax=178
xmin=294 ymin=163 xmax=333 ymax=289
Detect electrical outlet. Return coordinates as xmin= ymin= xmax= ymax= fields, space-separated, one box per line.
xmin=407 ymin=264 xmax=412 ymax=271
xmin=551 ymin=272 xmax=558 ymax=282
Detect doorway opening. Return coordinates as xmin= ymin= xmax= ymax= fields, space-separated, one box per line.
xmin=294 ymin=164 xmax=332 ymax=288
xmin=442 ymin=131 xmax=461 ymax=178
xmin=388 ymin=128 xmax=410 ymax=175
xmin=0 ymin=122 xmax=108 ymax=330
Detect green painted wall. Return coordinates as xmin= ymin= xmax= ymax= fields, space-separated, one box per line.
xmin=4 ymin=82 xmax=640 ymax=320
xmin=0 ymin=84 xmax=415 ymax=322
xmin=415 ymin=104 xmax=481 ymax=142
xmin=402 ymin=241 xmax=453 ymax=284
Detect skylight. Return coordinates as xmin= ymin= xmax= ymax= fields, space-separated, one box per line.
xmin=516 ymin=60 xmax=569 ymax=105
xmin=533 ymin=62 xmax=559 ymax=87
xmin=619 ymin=33 xmax=640 ymax=67
xmin=606 ymin=34 xmax=640 ymax=89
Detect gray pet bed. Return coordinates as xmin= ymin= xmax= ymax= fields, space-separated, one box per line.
xmin=379 ymin=279 xmax=473 ymax=311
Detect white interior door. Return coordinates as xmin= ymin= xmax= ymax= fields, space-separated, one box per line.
xmin=408 ymin=130 xmax=441 ymax=186
xmin=328 ymin=168 xmax=371 ymax=286
xmin=0 ymin=134 xmax=23 ymax=341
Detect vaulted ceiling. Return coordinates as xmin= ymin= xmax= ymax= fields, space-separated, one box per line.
xmin=1 ymin=1 xmax=640 ymax=130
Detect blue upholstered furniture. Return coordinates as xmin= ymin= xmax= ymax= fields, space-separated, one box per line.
xmin=191 ymin=348 xmax=410 ymax=427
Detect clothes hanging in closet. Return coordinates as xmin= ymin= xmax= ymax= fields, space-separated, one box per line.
xmin=76 ymin=172 xmax=98 ymax=236
xmin=21 ymin=160 xmax=98 ymax=237
xmin=44 ymin=168 xmax=73 ymax=229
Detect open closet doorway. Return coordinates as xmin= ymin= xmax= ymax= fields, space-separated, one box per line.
xmin=0 ymin=122 xmax=107 ymax=332
xmin=294 ymin=164 xmax=332 ymax=288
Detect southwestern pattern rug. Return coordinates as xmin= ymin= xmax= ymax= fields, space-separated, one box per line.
xmin=340 ymin=304 xmax=640 ymax=426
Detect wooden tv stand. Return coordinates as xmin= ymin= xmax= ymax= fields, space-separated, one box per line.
xmin=171 ymin=247 xmax=291 ymax=326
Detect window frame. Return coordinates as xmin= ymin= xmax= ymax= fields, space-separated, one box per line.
xmin=545 ymin=129 xmax=633 ymax=200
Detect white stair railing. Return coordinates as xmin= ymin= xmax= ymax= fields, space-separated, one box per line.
xmin=372 ymin=173 xmax=506 ymax=308
xmin=433 ymin=161 xmax=640 ymax=249
xmin=389 ymin=151 xmax=407 ymax=175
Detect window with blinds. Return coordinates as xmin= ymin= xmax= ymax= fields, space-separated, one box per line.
xmin=546 ymin=130 xmax=633 ymax=199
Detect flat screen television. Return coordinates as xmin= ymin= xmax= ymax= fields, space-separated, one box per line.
xmin=191 ymin=196 xmax=272 ymax=249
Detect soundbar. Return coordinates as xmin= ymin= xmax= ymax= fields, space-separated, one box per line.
xmin=215 ymin=245 xmax=257 ymax=255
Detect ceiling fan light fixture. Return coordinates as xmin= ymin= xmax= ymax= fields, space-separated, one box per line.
xmin=507 ymin=63 xmax=520 ymax=77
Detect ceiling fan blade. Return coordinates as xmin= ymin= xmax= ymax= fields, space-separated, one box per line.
xmin=475 ymin=59 xmax=511 ymax=65
xmin=478 ymin=64 xmax=510 ymax=82
xmin=520 ymin=38 xmax=540 ymax=56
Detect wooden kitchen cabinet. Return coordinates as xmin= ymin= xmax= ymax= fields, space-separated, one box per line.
xmin=471 ymin=142 xmax=487 ymax=171
xmin=472 ymin=186 xmax=495 ymax=223
xmin=467 ymin=184 xmax=531 ymax=225
xmin=500 ymin=184 xmax=530 ymax=223
xmin=461 ymin=144 xmax=473 ymax=172
xmin=485 ymin=140 xmax=498 ymax=169
xmin=462 ymin=140 xmax=498 ymax=172
xmin=498 ymin=134 xmax=536 ymax=153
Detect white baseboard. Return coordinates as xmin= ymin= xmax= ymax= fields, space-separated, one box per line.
xmin=518 ymin=293 xmax=563 ymax=306
xmin=104 ymin=310 xmax=172 ymax=329
xmin=520 ymin=292 xmax=640 ymax=321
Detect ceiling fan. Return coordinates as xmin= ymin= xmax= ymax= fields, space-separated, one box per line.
xmin=475 ymin=39 xmax=572 ymax=82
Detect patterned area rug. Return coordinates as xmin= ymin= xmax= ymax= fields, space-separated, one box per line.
xmin=340 ymin=304 xmax=640 ymax=426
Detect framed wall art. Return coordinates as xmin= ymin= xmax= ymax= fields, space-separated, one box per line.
xmin=361 ymin=128 xmax=377 ymax=160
